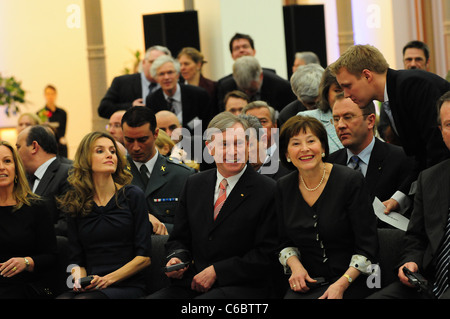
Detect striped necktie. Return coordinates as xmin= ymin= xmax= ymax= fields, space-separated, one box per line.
xmin=351 ymin=155 xmax=362 ymax=173
xmin=433 ymin=208 xmax=450 ymax=298
xmin=214 ymin=179 xmax=228 ymax=220
xmin=167 ymin=97 xmax=175 ymax=113
xmin=148 ymin=82 xmax=157 ymax=96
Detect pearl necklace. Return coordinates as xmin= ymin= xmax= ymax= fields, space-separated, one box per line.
xmin=300 ymin=164 xmax=326 ymax=192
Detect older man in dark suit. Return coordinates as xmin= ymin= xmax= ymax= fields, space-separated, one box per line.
xmin=216 ymin=56 xmax=296 ymax=113
xmin=16 ymin=125 xmax=72 ymax=236
xmin=98 ymin=45 xmax=171 ymax=119
xmin=328 ymin=94 xmax=414 ymax=219
xmin=368 ymin=91 xmax=450 ymax=299
xmin=330 ymin=44 xmax=450 ymax=174
xmin=146 ymin=55 xmax=212 ymax=133
xmin=121 ymin=106 xmax=195 ymax=235
xmin=146 ymin=112 xmax=279 ymax=299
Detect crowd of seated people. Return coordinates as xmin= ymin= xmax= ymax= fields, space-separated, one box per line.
xmin=2 ymin=35 xmax=450 ymax=300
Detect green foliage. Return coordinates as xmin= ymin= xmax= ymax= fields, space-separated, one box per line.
xmin=0 ymin=73 xmax=25 ymax=116
xmin=122 ymin=50 xmax=142 ymax=75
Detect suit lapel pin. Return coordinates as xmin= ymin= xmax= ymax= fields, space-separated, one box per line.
xmin=161 ymin=165 xmax=166 ymax=172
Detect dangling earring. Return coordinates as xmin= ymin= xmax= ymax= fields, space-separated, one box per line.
xmin=14 ymin=176 xmax=18 ymax=184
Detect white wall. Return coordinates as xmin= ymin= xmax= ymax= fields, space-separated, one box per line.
xmin=0 ymin=0 xmax=186 ymax=158
xmin=351 ymin=0 xmax=418 ymax=70
xmin=101 ymin=0 xmax=185 ymax=84
xmin=195 ymin=0 xmax=289 ymax=80
xmin=0 ymin=0 xmax=89 ymax=158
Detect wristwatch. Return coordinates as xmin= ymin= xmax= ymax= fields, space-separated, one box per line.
xmin=343 ymin=274 xmax=353 ymax=283
xmin=24 ymin=257 xmax=30 ymax=270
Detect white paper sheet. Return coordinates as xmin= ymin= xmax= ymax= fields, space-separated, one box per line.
xmin=372 ymin=197 xmax=409 ymax=231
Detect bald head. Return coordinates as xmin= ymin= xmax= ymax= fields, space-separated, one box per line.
xmin=108 ymin=110 xmax=126 ymax=144
xmin=155 ymin=110 xmax=181 ymax=137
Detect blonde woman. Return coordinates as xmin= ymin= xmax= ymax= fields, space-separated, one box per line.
xmin=57 ymin=132 xmax=152 ymax=299
xmin=0 ymin=141 xmax=57 ymax=299
xmin=17 ymin=113 xmax=42 ymax=133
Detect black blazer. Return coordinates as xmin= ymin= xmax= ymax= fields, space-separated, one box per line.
xmin=277 ymin=100 xmax=307 ymax=128
xmin=386 ymin=68 xmax=450 ymax=170
xmin=276 ymin=165 xmax=378 ymax=279
xmin=146 ymin=84 xmax=213 ymax=131
xmin=216 ymin=70 xmax=296 ymax=112
xmin=327 ymin=137 xmax=415 ymax=202
xmin=401 ymin=159 xmax=450 ymax=278
xmin=34 ymin=157 xmax=72 ymax=236
xmin=166 ymin=166 xmax=279 ymax=289
xmin=259 ymin=154 xmax=293 ymax=181
xmin=98 ymin=73 xmax=143 ymax=119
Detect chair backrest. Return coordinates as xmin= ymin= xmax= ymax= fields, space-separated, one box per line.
xmin=377 ymin=228 xmax=406 ymax=288
xmin=145 ymin=234 xmax=170 ymax=294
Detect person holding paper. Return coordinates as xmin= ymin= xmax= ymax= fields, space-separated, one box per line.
xmin=327 ymin=93 xmax=415 ymax=221
xmin=368 ymin=91 xmax=450 ymax=299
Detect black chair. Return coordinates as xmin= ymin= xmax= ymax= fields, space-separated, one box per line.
xmin=377 ymin=228 xmax=406 ymax=288
xmin=145 ymin=235 xmax=170 ymax=294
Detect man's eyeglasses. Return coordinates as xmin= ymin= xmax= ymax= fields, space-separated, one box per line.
xmin=106 ymin=123 xmax=121 ymax=130
xmin=332 ymin=114 xmax=370 ymax=125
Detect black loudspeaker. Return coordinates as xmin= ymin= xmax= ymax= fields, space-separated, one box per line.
xmin=143 ymin=11 xmax=200 ymax=57
xmin=283 ymin=5 xmax=327 ymax=78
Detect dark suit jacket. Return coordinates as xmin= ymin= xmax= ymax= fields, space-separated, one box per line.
xmin=98 ymin=73 xmax=143 ymax=119
xmin=34 ymin=157 xmax=72 ymax=236
xmin=278 ymin=99 xmax=307 ymax=128
xmin=401 ymin=159 xmax=450 ymax=279
xmin=386 ymin=68 xmax=450 ymax=170
xmin=127 ymin=153 xmax=195 ymax=233
xmin=259 ymin=153 xmax=293 ymax=181
xmin=276 ymin=166 xmax=378 ymax=279
xmin=165 ymin=166 xmax=279 ymax=291
xmin=216 ymin=70 xmax=296 ymax=112
xmin=146 ymin=84 xmax=213 ymax=131
xmin=327 ymin=138 xmax=414 ymax=202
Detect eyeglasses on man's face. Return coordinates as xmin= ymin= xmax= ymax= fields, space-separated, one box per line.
xmin=332 ymin=114 xmax=366 ymax=125
xmin=106 ymin=123 xmax=121 ymax=130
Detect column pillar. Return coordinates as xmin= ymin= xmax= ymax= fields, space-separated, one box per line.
xmin=83 ymin=0 xmax=108 ymax=131
xmin=336 ymin=0 xmax=354 ymax=55
xmin=443 ymin=0 xmax=450 ymax=78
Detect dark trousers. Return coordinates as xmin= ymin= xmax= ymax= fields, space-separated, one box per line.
xmin=146 ymin=285 xmax=270 ymax=299
xmin=366 ymin=280 xmax=439 ymax=299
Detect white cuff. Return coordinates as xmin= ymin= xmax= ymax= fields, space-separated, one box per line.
xmin=349 ymin=254 xmax=373 ymax=275
xmin=391 ymin=191 xmax=411 ymax=214
xmin=279 ymin=247 xmax=300 ymax=274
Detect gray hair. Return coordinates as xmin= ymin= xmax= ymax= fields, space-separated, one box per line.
xmin=145 ymin=45 xmax=172 ymax=58
xmin=206 ymin=112 xmax=249 ymax=142
xmin=238 ymin=114 xmax=263 ymax=140
xmin=232 ymin=56 xmax=262 ymax=90
xmin=242 ymin=101 xmax=277 ymax=124
xmin=290 ymin=64 xmax=325 ymax=102
xmin=150 ymin=55 xmax=180 ymax=78
xmin=295 ymin=51 xmax=320 ymax=65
